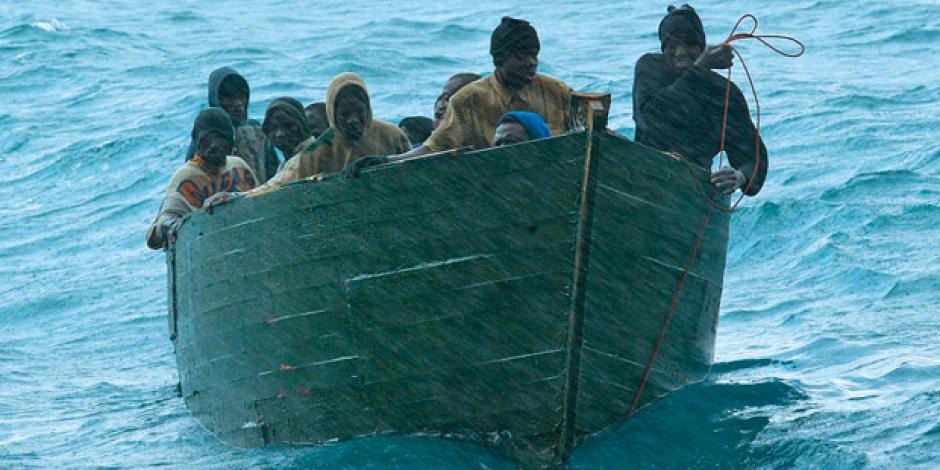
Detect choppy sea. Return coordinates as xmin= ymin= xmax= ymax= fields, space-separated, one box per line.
xmin=1 ymin=0 xmax=939 ymax=468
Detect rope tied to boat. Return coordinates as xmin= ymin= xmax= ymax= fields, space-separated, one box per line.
xmin=628 ymin=15 xmax=804 ymax=418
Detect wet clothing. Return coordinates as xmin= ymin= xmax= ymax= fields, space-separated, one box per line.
xmin=632 ymin=53 xmax=768 ymax=195
xmin=498 ymin=111 xmax=551 ymax=140
xmin=185 ymin=67 xmax=279 ymax=184
xmin=424 ymin=73 xmax=572 ymax=152
xmin=146 ymin=156 xmax=256 ymax=249
xmin=251 ymin=73 xmax=411 ymax=194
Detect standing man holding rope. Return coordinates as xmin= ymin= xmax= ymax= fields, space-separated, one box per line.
xmin=633 ymin=4 xmax=768 ymax=196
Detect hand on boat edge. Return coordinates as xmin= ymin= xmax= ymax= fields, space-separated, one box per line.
xmin=343 ymin=156 xmax=389 ymax=179
xmin=204 ymin=192 xmax=241 ymax=214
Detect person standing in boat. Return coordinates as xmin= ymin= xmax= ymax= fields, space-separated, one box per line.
xmin=147 ymin=108 xmax=257 ymax=250
xmin=185 ymin=67 xmax=280 ymax=184
xmin=433 ymin=72 xmax=482 ymax=129
xmin=632 ymin=4 xmax=768 ymax=195
xmin=262 ymin=97 xmax=315 ymax=166
xmin=205 ymin=72 xmax=411 ymax=204
xmin=343 ymin=16 xmax=572 ymax=176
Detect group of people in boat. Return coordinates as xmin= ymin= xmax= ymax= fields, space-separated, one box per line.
xmin=147 ymin=4 xmax=769 ymax=250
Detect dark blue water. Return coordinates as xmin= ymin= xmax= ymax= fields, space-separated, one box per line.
xmin=2 ymin=1 xmax=938 ymax=468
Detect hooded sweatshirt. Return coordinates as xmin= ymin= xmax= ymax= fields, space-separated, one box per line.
xmin=262 ymin=97 xmax=315 ymax=162
xmin=250 ymin=73 xmax=411 ymax=194
xmin=185 ymin=67 xmax=280 ymax=184
xmin=148 ymin=108 xmax=257 ymax=250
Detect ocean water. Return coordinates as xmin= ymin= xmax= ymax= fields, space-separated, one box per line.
xmin=1 ymin=0 xmax=939 ymax=468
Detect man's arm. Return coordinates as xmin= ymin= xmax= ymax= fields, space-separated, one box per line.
xmin=146 ymin=196 xmax=190 ymax=250
xmin=722 ymin=85 xmax=768 ymax=196
xmin=633 ymin=55 xmax=711 ymax=121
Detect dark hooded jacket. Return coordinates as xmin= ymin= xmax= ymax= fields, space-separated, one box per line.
xmin=185 ymin=67 xmax=280 ymax=184
xmin=632 ymin=55 xmax=768 ymax=196
xmin=632 ymin=5 xmax=767 ymax=196
xmin=249 ymin=73 xmax=411 ymax=195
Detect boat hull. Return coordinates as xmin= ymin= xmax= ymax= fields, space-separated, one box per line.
xmin=168 ymin=130 xmax=729 ymax=467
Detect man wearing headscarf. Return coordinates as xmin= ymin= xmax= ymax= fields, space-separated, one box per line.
xmin=147 ymin=108 xmax=257 ymax=249
xmin=228 ymin=73 xmax=410 ymax=197
xmin=185 ymin=66 xmax=280 ymax=184
xmin=493 ymin=111 xmax=551 ymax=146
xmin=343 ymin=17 xmax=573 ymax=177
xmin=262 ymin=97 xmax=315 ymax=164
xmin=632 ymin=4 xmax=768 ymax=195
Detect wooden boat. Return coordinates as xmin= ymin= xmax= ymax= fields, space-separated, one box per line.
xmin=166 ymin=98 xmax=730 ymax=468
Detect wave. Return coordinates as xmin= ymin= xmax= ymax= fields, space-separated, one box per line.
xmin=820 ymin=170 xmax=930 ymax=202
xmin=884 ymin=28 xmax=940 ymax=44
xmin=884 ymin=275 xmax=940 ymax=301
xmin=572 ymin=379 xmax=806 ymax=468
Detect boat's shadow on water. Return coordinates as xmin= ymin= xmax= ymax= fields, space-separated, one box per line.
xmin=265 ymin=361 xmax=811 ymax=469
xmin=568 ymin=360 xmax=808 ymax=469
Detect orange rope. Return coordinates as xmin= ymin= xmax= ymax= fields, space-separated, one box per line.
xmin=627 ymin=14 xmax=804 ymax=418
xmin=689 ymin=14 xmax=805 ymax=212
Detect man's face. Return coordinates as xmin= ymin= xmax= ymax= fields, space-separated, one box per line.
xmin=305 ymin=107 xmax=328 ymax=137
xmin=265 ymin=110 xmax=305 ymax=155
xmin=220 ymin=91 xmax=247 ymax=126
xmin=434 ymin=77 xmax=470 ymax=127
xmin=493 ymin=121 xmax=530 ymax=147
xmin=663 ymin=37 xmax=703 ymax=69
xmin=334 ymin=88 xmax=369 ymax=141
xmin=497 ymin=49 xmax=539 ymax=90
xmin=198 ymin=131 xmax=232 ymax=166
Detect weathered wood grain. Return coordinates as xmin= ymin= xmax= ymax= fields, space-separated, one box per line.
xmin=168 ymin=130 xmax=730 ymax=468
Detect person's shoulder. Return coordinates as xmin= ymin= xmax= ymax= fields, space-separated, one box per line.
xmin=534 ymin=74 xmax=572 ymax=94
xmin=637 ymin=52 xmax=664 ymax=63
xmin=373 ymin=119 xmax=408 ymax=134
xmin=635 ymin=53 xmax=667 ymax=71
xmin=371 ymin=120 xmax=411 ymax=143
xmin=169 ymin=160 xmax=202 ymax=182
xmin=226 ymin=156 xmax=251 ymax=169
xmin=449 ymin=74 xmax=497 ymax=107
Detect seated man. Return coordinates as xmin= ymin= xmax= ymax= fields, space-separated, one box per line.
xmin=208 ymin=73 xmax=410 ymax=202
xmin=494 ymin=111 xmax=551 ymax=146
xmin=632 ymin=4 xmax=768 ymax=195
xmin=262 ymin=97 xmax=315 ymax=164
xmin=344 ymin=17 xmax=573 ymax=176
xmin=147 ymin=108 xmax=256 ymax=249
xmin=185 ymin=67 xmax=280 ymax=184
xmin=305 ymin=102 xmax=329 ymax=138
xmin=398 ymin=116 xmax=434 ymax=147
xmin=433 ymin=72 xmax=481 ymax=129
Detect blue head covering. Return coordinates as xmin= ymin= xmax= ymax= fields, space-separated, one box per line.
xmin=497 ymin=111 xmax=551 ymax=140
